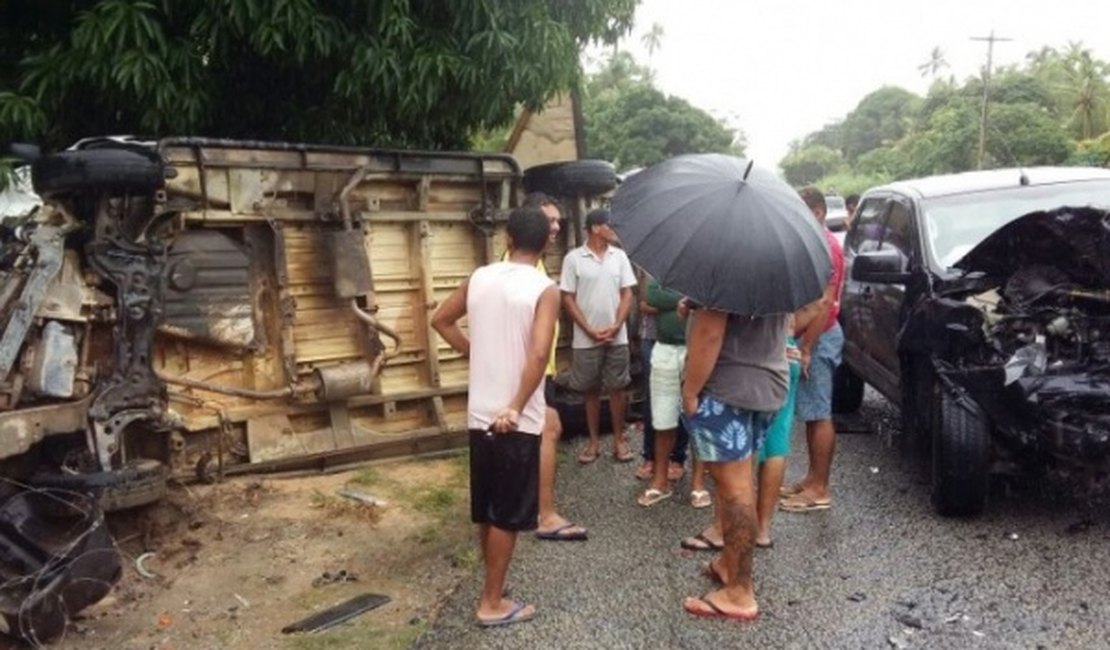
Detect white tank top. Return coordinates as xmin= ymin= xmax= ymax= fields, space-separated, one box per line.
xmin=466 ymin=261 xmax=554 ymax=435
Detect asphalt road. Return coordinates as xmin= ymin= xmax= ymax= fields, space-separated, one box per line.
xmin=414 ymin=391 xmax=1110 ymax=649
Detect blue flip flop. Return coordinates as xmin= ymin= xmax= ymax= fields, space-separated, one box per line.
xmin=477 ymin=602 xmax=536 ymax=627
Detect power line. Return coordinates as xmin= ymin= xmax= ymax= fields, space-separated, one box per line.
xmin=971 ymin=30 xmax=1013 ymax=169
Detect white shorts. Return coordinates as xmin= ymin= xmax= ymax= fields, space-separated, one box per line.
xmin=650 ymin=342 xmax=687 ymax=430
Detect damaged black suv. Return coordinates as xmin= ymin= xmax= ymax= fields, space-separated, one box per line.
xmin=836 ymin=167 xmax=1110 ymax=516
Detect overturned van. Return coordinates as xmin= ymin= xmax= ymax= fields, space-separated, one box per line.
xmin=0 ymin=137 xmax=616 ymax=509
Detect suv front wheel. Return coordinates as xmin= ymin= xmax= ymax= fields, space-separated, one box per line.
xmin=931 ymin=389 xmax=990 ymax=517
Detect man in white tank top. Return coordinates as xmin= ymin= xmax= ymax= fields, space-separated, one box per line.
xmin=432 ymin=206 xmax=559 ymax=627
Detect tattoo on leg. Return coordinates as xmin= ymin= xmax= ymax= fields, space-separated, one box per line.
xmin=720 ymin=493 xmax=756 ymax=588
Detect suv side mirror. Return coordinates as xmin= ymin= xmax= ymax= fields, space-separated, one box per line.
xmin=851 ymin=249 xmax=911 ymax=284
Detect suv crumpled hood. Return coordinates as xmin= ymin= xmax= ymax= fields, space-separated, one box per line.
xmin=953 ymin=206 xmax=1110 ymax=284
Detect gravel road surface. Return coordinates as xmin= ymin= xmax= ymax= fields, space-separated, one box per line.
xmin=415 ymin=392 xmax=1110 ymax=649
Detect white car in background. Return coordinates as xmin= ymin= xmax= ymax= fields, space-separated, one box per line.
xmin=825 ymin=194 xmax=849 ymax=246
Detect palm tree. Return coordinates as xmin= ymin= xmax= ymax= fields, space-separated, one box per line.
xmin=641 ymin=22 xmax=664 ymax=67
xmin=1060 ymin=42 xmax=1110 ymax=140
xmin=917 ymin=46 xmax=949 ymax=78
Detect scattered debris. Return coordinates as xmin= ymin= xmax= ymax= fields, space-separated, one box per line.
xmin=313 ymin=570 xmax=359 ymax=588
xmin=233 ymin=593 xmax=251 ymax=609
xmin=848 ymin=592 xmax=867 ymax=603
xmin=894 ymin=610 xmax=925 ymax=629
xmin=1007 ymin=532 xmax=1020 ymax=541
xmin=870 ymin=466 xmax=880 ymax=474
xmin=281 ymin=593 xmax=391 ymax=634
xmin=337 ymin=487 xmax=388 ymax=508
xmin=136 ymin=552 xmax=160 ymax=579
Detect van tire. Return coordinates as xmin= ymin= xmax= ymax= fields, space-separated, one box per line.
xmin=32 ymin=148 xmax=165 ymax=197
xmin=931 ymin=389 xmax=990 ymax=517
xmin=523 ymin=160 xmax=618 ymax=197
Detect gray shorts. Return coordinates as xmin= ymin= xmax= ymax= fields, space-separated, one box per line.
xmin=568 ymin=345 xmax=631 ymax=393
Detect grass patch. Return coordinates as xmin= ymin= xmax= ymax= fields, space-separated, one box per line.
xmin=347 ymin=467 xmax=382 ymax=486
xmin=291 ymin=587 xmax=333 ymax=612
xmin=286 ymin=622 xmax=425 ymax=650
xmin=309 ymin=489 xmax=382 ymax=523
xmin=415 ymin=524 xmax=441 ymax=545
xmin=447 ymin=450 xmax=470 ymax=485
xmin=451 ymin=545 xmax=481 ymax=572
xmin=413 ymin=486 xmax=458 ymax=516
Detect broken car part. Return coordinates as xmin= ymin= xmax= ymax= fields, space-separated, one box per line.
xmin=281 ymin=593 xmax=390 ymax=634
xmin=0 ymin=488 xmax=121 ymax=645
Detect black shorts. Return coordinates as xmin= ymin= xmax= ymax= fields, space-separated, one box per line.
xmin=544 ymin=377 xmax=557 ymax=405
xmin=469 ymin=430 xmax=540 ymax=531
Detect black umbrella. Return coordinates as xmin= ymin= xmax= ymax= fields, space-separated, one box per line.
xmin=610 ymin=154 xmax=832 ymax=315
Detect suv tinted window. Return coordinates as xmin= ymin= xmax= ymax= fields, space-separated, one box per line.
xmin=846 ymin=197 xmax=886 ymax=254
xmin=880 ymin=199 xmax=915 ymax=264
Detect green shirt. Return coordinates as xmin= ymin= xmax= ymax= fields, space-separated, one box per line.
xmin=646 ymin=278 xmax=685 ymax=345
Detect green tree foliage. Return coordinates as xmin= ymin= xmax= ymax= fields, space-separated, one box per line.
xmin=584 ymin=52 xmax=743 ymax=170
xmin=780 ymin=145 xmax=843 ymax=186
xmin=1069 ymin=132 xmax=1110 ymax=166
xmin=784 ymin=40 xmax=1106 ymax=194
xmin=839 ymin=87 xmax=922 ymax=162
xmin=0 ymin=0 xmax=637 ymax=150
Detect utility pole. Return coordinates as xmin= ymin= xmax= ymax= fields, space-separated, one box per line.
xmin=971 ymin=30 xmax=1012 ymax=169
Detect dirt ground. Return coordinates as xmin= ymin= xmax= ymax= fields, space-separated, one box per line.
xmin=32 ymin=452 xmax=474 ymax=650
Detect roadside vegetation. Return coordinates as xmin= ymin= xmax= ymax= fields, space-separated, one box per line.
xmin=781 ymin=43 xmax=1110 ymax=194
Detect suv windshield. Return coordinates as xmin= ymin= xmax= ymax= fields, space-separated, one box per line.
xmin=922 ymin=181 xmax=1110 ymax=268
xmin=825 ymin=196 xmax=846 ymax=211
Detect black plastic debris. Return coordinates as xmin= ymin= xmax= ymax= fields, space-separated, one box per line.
xmin=0 ymin=488 xmax=122 ymax=645
xmin=281 ymin=593 xmax=390 ymax=634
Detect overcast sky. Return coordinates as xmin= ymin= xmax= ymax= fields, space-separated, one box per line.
xmin=591 ymin=0 xmax=1110 ymax=169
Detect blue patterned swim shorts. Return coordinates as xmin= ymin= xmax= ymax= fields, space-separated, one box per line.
xmin=681 ymin=393 xmax=774 ymax=463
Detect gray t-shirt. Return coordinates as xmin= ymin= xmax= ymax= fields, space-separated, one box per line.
xmin=702 ymin=313 xmax=789 ymax=413
xmin=559 ymin=245 xmax=637 ymax=348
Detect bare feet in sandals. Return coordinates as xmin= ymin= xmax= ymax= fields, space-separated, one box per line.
xmin=683 ymin=590 xmax=758 ymax=621
xmin=577 ymin=445 xmax=600 ymax=465
xmin=612 ymin=439 xmax=635 ymax=463
xmin=476 ymin=600 xmax=536 ymax=627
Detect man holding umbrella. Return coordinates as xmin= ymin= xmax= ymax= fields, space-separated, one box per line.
xmin=609 ymin=154 xmax=831 ymax=621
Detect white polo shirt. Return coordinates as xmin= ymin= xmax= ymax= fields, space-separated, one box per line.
xmin=559 ymin=245 xmax=637 ymax=349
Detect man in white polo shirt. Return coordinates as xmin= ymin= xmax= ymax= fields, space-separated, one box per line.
xmin=431 ymin=206 xmax=559 ymax=627
xmin=559 ymin=208 xmax=637 ymax=464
